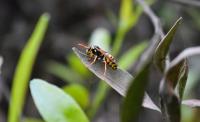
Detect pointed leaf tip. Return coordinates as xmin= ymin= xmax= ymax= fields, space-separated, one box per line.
xmin=72 ymin=47 xmax=161 ymax=112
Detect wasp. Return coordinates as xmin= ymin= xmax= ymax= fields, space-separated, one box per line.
xmin=78 ymin=43 xmax=118 ymax=75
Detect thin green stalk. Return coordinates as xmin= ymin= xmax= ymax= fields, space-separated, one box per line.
xmin=112 ymin=28 xmax=127 ymax=56
xmin=8 ymin=13 xmax=49 ymax=122
xmin=87 ymin=82 xmax=109 ymax=118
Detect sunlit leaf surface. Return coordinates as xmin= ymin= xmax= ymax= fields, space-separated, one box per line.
xmin=30 ymin=79 xmax=89 ymax=122
xmin=8 ymin=13 xmax=49 ymax=122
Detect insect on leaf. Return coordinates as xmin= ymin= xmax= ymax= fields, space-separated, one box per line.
xmin=72 ymin=47 xmax=161 ymax=112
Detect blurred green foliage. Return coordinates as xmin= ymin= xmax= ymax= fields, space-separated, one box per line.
xmin=8 ymin=13 xmax=49 ymax=122
xmin=44 ymin=0 xmax=150 ymax=120
xmin=112 ymin=0 xmax=143 ymax=56
xmin=30 ymin=79 xmax=89 ymax=122
xmin=67 ymin=53 xmax=90 ymax=78
xmin=63 ymin=84 xmax=89 ymax=109
xmin=118 ymin=41 xmax=148 ymax=69
xmin=46 ymin=60 xmax=84 ymax=83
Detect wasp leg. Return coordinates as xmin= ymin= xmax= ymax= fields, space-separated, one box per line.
xmin=89 ymin=56 xmax=97 ymax=65
xmin=103 ymin=61 xmax=107 ymax=75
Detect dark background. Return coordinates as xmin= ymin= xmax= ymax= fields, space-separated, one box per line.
xmin=0 ymin=0 xmax=200 ymax=122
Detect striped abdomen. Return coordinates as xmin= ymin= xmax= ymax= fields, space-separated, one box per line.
xmin=104 ymin=53 xmax=118 ymax=70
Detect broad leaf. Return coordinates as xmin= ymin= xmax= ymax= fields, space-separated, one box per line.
xmin=30 ymin=79 xmax=89 ymax=122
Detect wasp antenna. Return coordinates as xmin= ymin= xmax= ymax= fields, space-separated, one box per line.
xmin=78 ymin=43 xmax=89 ymax=49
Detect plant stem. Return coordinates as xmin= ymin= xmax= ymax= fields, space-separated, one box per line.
xmin=112 ymin=27 xmax=127 ymax=56
xmin=87 ymin=81 xmax=110 ymax=118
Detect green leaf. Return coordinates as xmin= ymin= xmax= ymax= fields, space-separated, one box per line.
xmin=119 ymin=0 xmax=134 ymax=30
xmin=166 ymin=47 xmax=200 ymax=92
xmin=30 ymin=79 xmax=89 ymax=122
xmin=176 ymin=60 xmax=188 ymax=100
xmin=45 ymin=60 xmax=84 ymax=83
xmin=8 ymin=13 xmax=50 ymax=122
xmin=154 ymin=17 xmax=182 ymax=72
xmin=119 ymin=0 xmax=141 ymax=31
xmin=160 ymin=47 xmax=200 ymax=122
xmin=63 ymin=84 xmax=89 ymax=109
xmin=121 ymin=63 xmax=150 ymax=122
xmin=67 ymin=53 xmax=90 ymax=78
xmin=166 ymin=47 xmax=200 ymax=101
xmin=89 ymin=27 xmax=111 ymax=51
xmin=166 ymin=59 xmax=187 ymax=89
xmin=112 ymin=0 xmax=143 ymax=56
xmin=87 ymin=81 xmax=109 ymax=118
xmin=118 ymin=41 xmax=148 ymax=69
